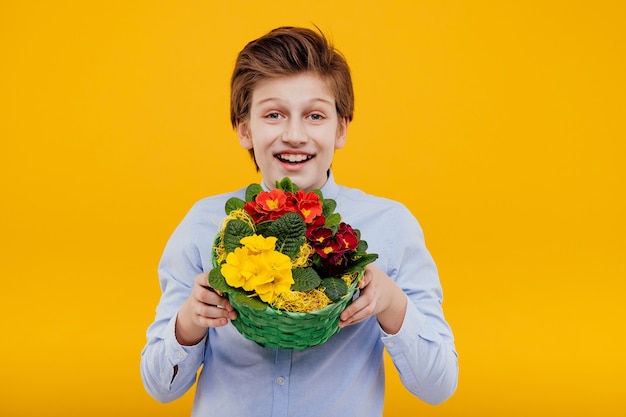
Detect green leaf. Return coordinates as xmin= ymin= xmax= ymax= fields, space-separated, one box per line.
xmin=230 ymin=291 xmax=267 ymax=311
xmin=245 ymin=183 xmax=263 ymax=202
xmin=322 ymin=277 xmax=348 ymax=302
xmin=322 ymin=198 xmax=337 ymax=217
xmin=208 ymin=268 xmax=235 ymax=293
xmin=223 ymin=219 xmax=254 ymax=253
xmin=345 ymin=253 xmax=379 ymax=273
xmin=254 ymin=221 xmax=272 ymax=237
xmin=225 ymin=197 xmax=245 ymax=214
xmin=268 ymin=212 xmax=306 ymax=258
xmin=291 ymin=267 xmax=321 ymax=291
xmin=310 ymin=255 xmax=324 ymax=271
xmin=324 ymin=213 xmax=342 ymax=231
xmin=276 ymin=177 xmax=299 ymax=193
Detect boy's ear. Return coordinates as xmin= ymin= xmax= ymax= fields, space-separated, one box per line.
xmin=236 ymin=119 xmax=253 ymax=150
xmin=334 ymin=117 xmax=349 ymax=149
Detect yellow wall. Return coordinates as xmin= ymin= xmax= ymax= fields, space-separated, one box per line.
xmin=1 ymin=1 xmax=624 ymax=416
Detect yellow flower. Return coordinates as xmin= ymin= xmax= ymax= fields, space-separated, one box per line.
xmin=240 ymin=234 xmax=278 ymax=254
xmin=221 ymin=246 xmax=253 ymax=288
xmin=254 ymin=250 xmax=294 ymax=302
xmin=220 ymin=234 xmax=294 ymax=303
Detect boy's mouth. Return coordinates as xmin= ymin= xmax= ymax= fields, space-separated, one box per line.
xmin=275 ymin=153 xmax=314 ymax=164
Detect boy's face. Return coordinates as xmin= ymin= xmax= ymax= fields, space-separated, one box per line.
xmin=237 ymin=73 xmax=348 ymax=191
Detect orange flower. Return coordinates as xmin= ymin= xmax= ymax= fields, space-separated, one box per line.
xmin=258 ymin=189 xmax=287 ymax=211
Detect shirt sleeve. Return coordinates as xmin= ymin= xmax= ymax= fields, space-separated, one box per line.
xmin=379 ymin=204 xmax=458 ymax=405
xmin=140 ymin=205 xmax=210 ymax=403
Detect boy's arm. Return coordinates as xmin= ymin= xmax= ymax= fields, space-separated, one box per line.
xmin=341 ymin=204 xmax=458 ymax=404
xmin=381 ymin=292 xmax=458 ymax=405
xmin=140 ymin=308 xmax=206 ymax=403
xmin=140 ymin=210 xmax=213 ymax=403
xmin=386 ymin=206 xmax=458 ymax=404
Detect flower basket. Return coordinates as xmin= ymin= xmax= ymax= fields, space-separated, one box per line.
xmin=209 ymin=178 xmax=377 ymax=349
xmin=224 ymin=268 xmax=362 ymax=350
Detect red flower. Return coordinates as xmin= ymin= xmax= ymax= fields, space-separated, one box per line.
xmin=242 ymin=185 xmax=364 ymax=278
xmin=306 ymin=226 xmax=340 ymax=258
xmin=244 ymin=189 xmax=296 ymax=222
xmin=245 ymin=189 xmax=323 ymax=225
xmin=335 ymin=223 xmax=359 ymax=251
xmin=307 ymin=226 xmax=332 ymax=249
xmin=325 ymin=252 xmax=351 ymax=276
xmin=309 ymin=214 xmax=326 ymax=228
xmin=306 ymin=222 xmax=361 ymax=275
xmin=258 ymin=189 xmax=288 ymax=211
xmin=291 ymin=190 xmax=323 ymax=223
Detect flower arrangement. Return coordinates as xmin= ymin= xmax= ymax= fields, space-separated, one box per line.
xmin=208 ymin=177 xmax=378 ymax=348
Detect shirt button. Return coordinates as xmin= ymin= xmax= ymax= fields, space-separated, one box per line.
xmin=176 ymin=350 xmax=184 ymax=359
xmin=387 ymin=342 xmax=395 ymax=348
xmin=276 ymin=377 xmax=285 ymax=385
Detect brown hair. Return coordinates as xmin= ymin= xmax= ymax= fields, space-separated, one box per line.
xmin=230 ymin=26 xmax=354 ymax=129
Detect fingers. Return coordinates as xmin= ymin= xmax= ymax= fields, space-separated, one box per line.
xmin=175 ymin=273 xmax=240 ymax=345
xmin=196 ymin=272 xmax=225 ymax=297
xmin=191 ymin=273 xmax=237 ymax=324
xmin=191 ymin=303 xmax=233 ymax=328
xmin=338 ymin=264 xmax=388 ymax=328
xmin=197 ymin=285 xmax=229 ymax=310
xmin=339 ymin=270 xmax=376 ymax=327
xmin=194 ymin=273 xmax=234 ymax=309
xmin=339 ymin=289 xmax=375 ymax=327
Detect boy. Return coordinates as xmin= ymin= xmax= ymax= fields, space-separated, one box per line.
xmin=141 ymin=26 xmax=458 ymax=417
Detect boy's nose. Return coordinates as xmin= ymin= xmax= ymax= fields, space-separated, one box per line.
xmin=282 ymin=119 xmax=307 ymax=145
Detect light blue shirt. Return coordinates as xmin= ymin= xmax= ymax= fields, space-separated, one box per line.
xmin=141 ymin=172 xmax=458 ymax=416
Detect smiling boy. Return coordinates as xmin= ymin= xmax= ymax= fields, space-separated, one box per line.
xmin=141 ymin=26 xmax=458 ymax=417
xmin=237 ymin=73 xmax=346 ymax=192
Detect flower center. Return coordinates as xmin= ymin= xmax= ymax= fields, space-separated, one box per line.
xmin=266 ymin=198 xmax=280 ymax=209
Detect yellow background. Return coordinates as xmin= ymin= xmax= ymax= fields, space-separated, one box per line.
xmin=1 ymin=1 xmax=624 ymax=416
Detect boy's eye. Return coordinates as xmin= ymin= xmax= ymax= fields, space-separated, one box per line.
xmin=309 ymin=113 xmax=324 ymax=121
xmin=266 ymin=112 xmax=282 ymax=119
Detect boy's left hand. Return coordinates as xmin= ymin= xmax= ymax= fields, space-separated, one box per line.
xmin=338 ymin=263 xmax=407 ymax=334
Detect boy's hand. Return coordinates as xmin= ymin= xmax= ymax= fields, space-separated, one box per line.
xmin=338 ymin=264 xmax=407 ymax=335
xmin=175 ymin=273 xmax=237 ymax=346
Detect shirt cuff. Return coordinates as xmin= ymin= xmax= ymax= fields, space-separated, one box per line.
xmin=164 ymin=311 xmax=207 ymax=367
xmin=380 ymin=295 xmax=438 ymax=351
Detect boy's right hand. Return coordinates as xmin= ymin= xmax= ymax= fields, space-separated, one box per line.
xmin=175 ymin=273 xmax=237 ymax=346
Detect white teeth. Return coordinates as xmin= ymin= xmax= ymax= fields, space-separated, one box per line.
xmin=277 ymin=154 xmax=311 ymax=162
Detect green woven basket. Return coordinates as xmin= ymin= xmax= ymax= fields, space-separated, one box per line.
xmin=227 ymin=275 xmax=360 ymax=350
xmin=211 ymin=232 xmax=363 ymax=350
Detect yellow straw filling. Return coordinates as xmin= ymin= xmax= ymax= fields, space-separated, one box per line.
xmin=269 ymin=289 xmax=332 ymax=313
xmin=269 ymin=272 xmax=361 ymax=313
